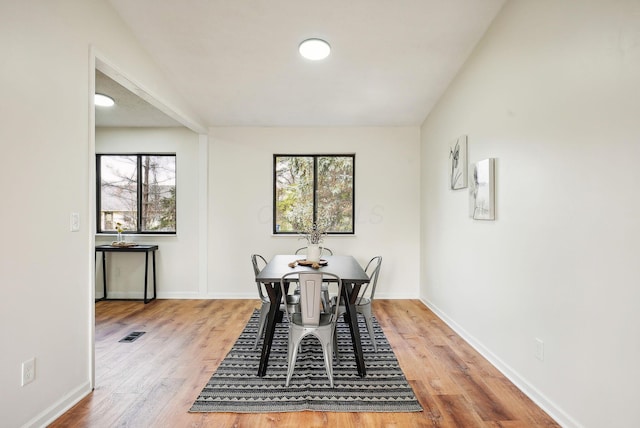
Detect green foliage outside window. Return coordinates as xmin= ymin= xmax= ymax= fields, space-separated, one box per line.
xmin=274 ymin=155 xmax=354 ymax=234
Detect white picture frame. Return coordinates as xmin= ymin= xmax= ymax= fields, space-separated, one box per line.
xmin=469 ymin=158 xmax=495 ymax=220
xmin=449 ymin=135 xmax=468 ymax=190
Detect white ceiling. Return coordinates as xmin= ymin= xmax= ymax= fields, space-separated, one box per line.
xmin=105 ymin=0 xmax=505 ymax=127
xmin=95 ymin=70 xmax=184 ymax=127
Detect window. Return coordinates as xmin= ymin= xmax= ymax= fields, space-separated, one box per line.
xmin=273 ymin=154 xmax=355 ymax=235
xmin=97 ymin=154 xmax=176 ymax=234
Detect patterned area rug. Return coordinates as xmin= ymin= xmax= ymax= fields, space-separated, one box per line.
xmin=190 ymin=310 xmax=423 ymax=413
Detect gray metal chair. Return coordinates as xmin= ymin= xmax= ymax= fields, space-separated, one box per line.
xmin=333 ymin=256 xmax=382 ymax=352
xmin=280 ymin=271 xmax=342 ymax=387
xmin=294 ymin=247 xmax=334 ymax=311
xmin=251 ymin=254 xmax=300 ymax=350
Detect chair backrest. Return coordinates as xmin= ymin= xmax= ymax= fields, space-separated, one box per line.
xmin=251 ymin=254 xmax=267 ymax=276
xmin=295 ymin=246 xmax=333 ymax=256
xmin=281 ymin=271 xmax=342 ymax=326
xmin=356 ymin=256 xmax=382 ymax=305
xmin=251 ymin=254 xmax=268 ymax=300
xmin=299 ymin=272 xmax=323 ymax=325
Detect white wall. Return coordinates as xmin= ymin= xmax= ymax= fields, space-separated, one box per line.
xmin=208 ymin=127 xmax=421 ymax=300
xmin=0 ymin=1 xmax=205 ymax=426
xmin=95 ymin=128 xmax=201 ymax=298
xmin=420 ymin=1 xmax=640 ymax=427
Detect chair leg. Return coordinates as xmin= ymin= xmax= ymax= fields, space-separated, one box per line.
xmin=321 ymin=288 xmax=331 ymax=313
xmin=321 ymin=335 xmax=335 ymax=388
xmin=364 ymin=314 xmax=377 ymax=352
xmin=254 ymin=303 xmax=269 ymax=349
xmin=286 ymin=334 xmax=302 ymax=387
xmin=332 ymin=325 xmax=340 ymax=365
xmin=359 ymin=304 xmax=377 ymax=352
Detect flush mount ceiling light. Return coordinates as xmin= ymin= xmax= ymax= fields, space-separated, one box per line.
xmin=299 ymin=38 xmax=331 ymax=60
xmin=95 ymin=93 xmax=115 ymax=107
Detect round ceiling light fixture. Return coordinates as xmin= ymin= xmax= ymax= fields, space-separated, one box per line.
xmin=299 ymin=38 xmax=331 ymax=61
xmin=95 ymin=93 xmax=115 ymax=107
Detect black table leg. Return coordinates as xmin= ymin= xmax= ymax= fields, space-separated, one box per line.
xmin=102 ymin=251 xmax=107 ymax=299
xmin=342 ymin=282 xmax=366 ymax=377
xmin=143 ymin=251 xmax=149 ymax=303
xmin=258 ymin=284 xmax=282 ymax=377
xmin=152 ymin=250 xmax=157 ymax=301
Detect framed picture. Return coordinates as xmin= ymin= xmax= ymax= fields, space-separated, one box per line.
xmin=449 ymin=135 xmax=467 ymax=190
xmin=469 ymin=158 xmax=495 ymax=220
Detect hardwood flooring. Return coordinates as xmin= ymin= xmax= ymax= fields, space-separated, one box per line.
xmin=50 ymin=299 xmax=559 ymax=427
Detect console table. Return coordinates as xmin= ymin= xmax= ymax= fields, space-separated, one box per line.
xmin=95 ymin=244 xmax=158 ymax=304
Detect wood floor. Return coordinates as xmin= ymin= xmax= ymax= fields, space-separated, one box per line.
xmin=50 ymin=299 xmax=559 ymax=427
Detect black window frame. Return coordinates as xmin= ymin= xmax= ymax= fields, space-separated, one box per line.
xmin=273 ymin=153 xmax=355 ymax=236
xmin=96 ymin=153 xmax=177 ymax=235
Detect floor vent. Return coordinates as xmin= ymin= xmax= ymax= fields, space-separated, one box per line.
xmin=119 ymin=331 xmax=146 ymax=343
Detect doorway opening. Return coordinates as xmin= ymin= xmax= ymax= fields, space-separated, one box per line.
xmin=90 ymin=54 xmax=207 ymax=389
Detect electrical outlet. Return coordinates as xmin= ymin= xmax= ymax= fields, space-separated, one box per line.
xmin=534 ymin=338 xmax=544 ymax=361
xmin=70 ymin=212 xmax=80 ymax=232
xmin=21 ymin=358 xmax=35 ymax=386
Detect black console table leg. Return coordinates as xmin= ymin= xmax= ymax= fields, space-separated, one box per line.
xmin=102 ymin=251 xmax=107 ymax=299
xmin=152 ymin=250 xmax=157 ymax=300
xmin=144 ymin=252 xmax=149 ymax=303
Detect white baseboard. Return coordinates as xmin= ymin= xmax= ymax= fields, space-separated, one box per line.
xmin=22 ymin=381 xmax=91 ymax=428
xmin=373 ymin=292 xmax=417 ymax=299
xmin=95 ymin=291 xmax=417 ymax=300
xmin=155 ymin=292 xmax=257 ymax=299
xmin=96 ymin=291 xmax=262 ymax=300
xmin=96 ymin=291 xmax=202 ymax=300
xmin=420 ymin=298 xmax=580 ymax=428
xmin=94 ymin=290 xmax=143 ymax=299
xmin=204 ymin=292 xmax=258 ymax=299
xmin=156 ymin=291 xmax=202 ymax=299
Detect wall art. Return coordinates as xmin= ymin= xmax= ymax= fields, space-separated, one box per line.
xmin=449 ymin=135 xmax=467 ymax=190
xmin=469 ymin=158 xmax=495 ymax=220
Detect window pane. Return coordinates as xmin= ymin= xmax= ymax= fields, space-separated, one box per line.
xmin=100 ymin=155 xmax=137 ymax=232
xmin=317 ymin=156 xmax=354 ymax=233
xmin=141 ymin=155 xmax=176 ymax=232
xmin=274 ymin=156 xmax=313 ymax=232
xmin=274 ymin=154 xmax=355 ymax=235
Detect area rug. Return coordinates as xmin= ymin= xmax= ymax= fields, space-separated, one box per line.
xmin=190 ymin=310 xmax=423 ymax=413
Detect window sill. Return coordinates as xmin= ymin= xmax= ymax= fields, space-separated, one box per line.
xmin=95 ymin=233 xmax=177 ymax=238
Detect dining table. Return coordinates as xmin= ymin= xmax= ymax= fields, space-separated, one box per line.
xmin=255 ymin=254 xmax=370 ymax=377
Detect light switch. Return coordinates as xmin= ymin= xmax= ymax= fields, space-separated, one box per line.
xmin=70 ymin=212 xmax=80 ymax=232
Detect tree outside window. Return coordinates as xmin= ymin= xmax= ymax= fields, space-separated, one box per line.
xmin=273 ymin=154 xmax=354 ymax=234
xmin=97 ymin=154 xmax=176 ymax=234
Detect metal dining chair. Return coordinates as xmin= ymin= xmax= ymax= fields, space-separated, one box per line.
xmin=251 ymin=254 xmax=300 ymax=350
xmin=333 ymin=256 xmax=382 ymax=352
xmin=280 ymin=271 xmax=343 ymax=387
xmin=294 ymin=247 xmax=334 ymax=312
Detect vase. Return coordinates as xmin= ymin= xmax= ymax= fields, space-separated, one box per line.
xmin=116 ymin=232 xmax=123 ymax=243
xmin=306 ymin=244 xmax=321 ymax=262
